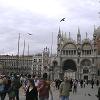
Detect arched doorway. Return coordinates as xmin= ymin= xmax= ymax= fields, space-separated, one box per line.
xmin=62 ymin=59 xmax=77 ymax=79
xmin=63 ymin=59 xmax=77 ymax=71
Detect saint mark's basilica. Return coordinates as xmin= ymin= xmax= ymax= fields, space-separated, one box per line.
xmin=50 ymin=26 xmax=100 ymax=80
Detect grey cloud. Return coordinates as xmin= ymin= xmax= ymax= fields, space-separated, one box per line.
xmin=0 ymin=0 xmax=100 ymax=54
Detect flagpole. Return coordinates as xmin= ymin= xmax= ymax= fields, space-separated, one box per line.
xmin=28 ymin=43 xmax=29 ymax=56
xmin=27 ymin=33 xmax=32 ymax=56
xmin=17 ymin=33 xmax=20 ymax=74
xmin=51 ymin=32 xmax=53 ymax=56
xmin=18 ymin=33 xmax=20 ymax=56
xmin=50 ymin=32 xmax=53 ymax=80
xmin=23 ymin=40 xmax=25 ymax=56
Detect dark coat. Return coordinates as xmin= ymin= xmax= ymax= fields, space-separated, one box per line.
xmin=98 ymin=87 xmax=100 ymax=99
xmin=26 ymin=86 xmax=38 ymax=100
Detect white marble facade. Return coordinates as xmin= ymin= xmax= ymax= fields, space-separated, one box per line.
xmin=50 ymin=26 xmax=100 ymax=80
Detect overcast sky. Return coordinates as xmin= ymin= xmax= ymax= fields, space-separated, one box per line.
xmin=0 ymin=0 xmax=100 ymax=55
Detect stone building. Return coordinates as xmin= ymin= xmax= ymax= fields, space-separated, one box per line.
xmin=32 ymin=47 xmax=50 ymax=77
xmin=50 ymin=26 xmax=100 ymax=80
xmin=0 ymin=55 xmax=33 ymax=75
xmin=32 ymin=53 xmax=43 ymax=77
xmin=0 ymin=47 xmax=50 ymax=76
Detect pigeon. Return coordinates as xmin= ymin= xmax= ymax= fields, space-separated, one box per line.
xmin=28 ymin=33 xmax=32 ymax=35
xmin=60 ymin=18 xmax=65 ymax=22
xmin=88 ymin=93 xmax=91 ymax=96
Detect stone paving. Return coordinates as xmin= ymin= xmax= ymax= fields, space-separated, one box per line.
xmin=5 ymin=84 xmax=99 ymax=100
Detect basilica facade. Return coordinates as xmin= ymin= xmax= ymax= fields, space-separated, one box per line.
xmin=50 ymin=26 xmax=100 ymax=80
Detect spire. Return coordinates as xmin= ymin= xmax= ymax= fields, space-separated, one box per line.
xmin=58 ymin=27 xmax=61 ymax=38
xmin=78 ymin=27 xmax=80 ymax=35
xmin=69 ymin=32 xmax=71 ymax=39
xmin=93 ymin=25 xmax=97 ymax=41
xmin=94 ymin=25 xmax=96 ymax=33
xmin=77 ymin=28 xmax=81 ymax=44
xmin=62 ymin=31 xmax=64 ymax=38
xmin=58 ymin=26 xmax=61 ymax=34
xmin=65 ymin=32 xmax=67 ymax=38
xmin=86 ymin=32 xmax=88 ymax=39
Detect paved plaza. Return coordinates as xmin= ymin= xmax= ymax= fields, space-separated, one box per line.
xmin=5 ymin=84 xmax=99 ymax=100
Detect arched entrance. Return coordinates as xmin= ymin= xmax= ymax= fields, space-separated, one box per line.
xmin=62 ymin=59 xmax=77 ymax=79
xmin=63 ymin=59 xmax=77 ymax=71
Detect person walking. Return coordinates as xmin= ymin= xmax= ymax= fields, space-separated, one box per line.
xmin=83 ymin=80 xmax=86 ymax=88
xmin=0 ymin=77 xmax=5 ymax=100
xmin=73 ymin=80 xmax=77 ymax=94
xmin=80 ymin=80 xmax=83 ymax=88
xmin=59 ymin=76 xmax=70 ymax=100
xmin=26 ymin=79 xmax=38 ymax=100
xmin=37 ymin=73 xmax=53 ymax=100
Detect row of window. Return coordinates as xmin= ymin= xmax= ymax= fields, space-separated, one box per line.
xmin=33 ymin=68 xmax=41 ymax=70
xmin=33 ymin=59 xmax=42 ymax=62
xmin=33 ymin=65 xmax=42 ymax=66
xmin=61 ymin=50 xmax=95 ymax=55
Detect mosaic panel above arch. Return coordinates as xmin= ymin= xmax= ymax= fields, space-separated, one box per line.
xmin=62 ymin=43 xmax=77 ymax=50
xmin=82 ymin=43 xmax=92 ymax=50
xmin=80 ymin=59 xmax=91 ymax=67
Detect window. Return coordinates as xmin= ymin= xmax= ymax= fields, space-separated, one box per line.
xmin=39 ymin=59 xmax=42 ymax=62
xmin=74 ymin=50 xmax=76 ymax=55
xmin=34 ymin=59 xmax=37 ymax=62
xmin=98 ymin=70 xmax=100 ymax=76
xmin=83 ymin=68 xmax=89 ymax=74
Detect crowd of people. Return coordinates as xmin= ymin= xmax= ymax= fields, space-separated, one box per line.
xmin=0 ymin=73 xmax=100 ymax=100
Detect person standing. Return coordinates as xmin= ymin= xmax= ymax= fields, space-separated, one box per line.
xmin=59 ymin=76 xmax=70 ymax=100
xmin=91 ymin=79 xmax=94 ymax=89
xmin=8 ymin=80 xmax=16 ymax=100
xmin=26 ymin=79 xmax=38 ymax=100
xmin=34 ymin=76 xmax=39 ymax=88
xmin=13 ymin=75 xmax=22 ymax=100
xmin=70 ymin=79 xmax=73 ymax=91
xmin=96 ymin=80 xmax=99 ymax=87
